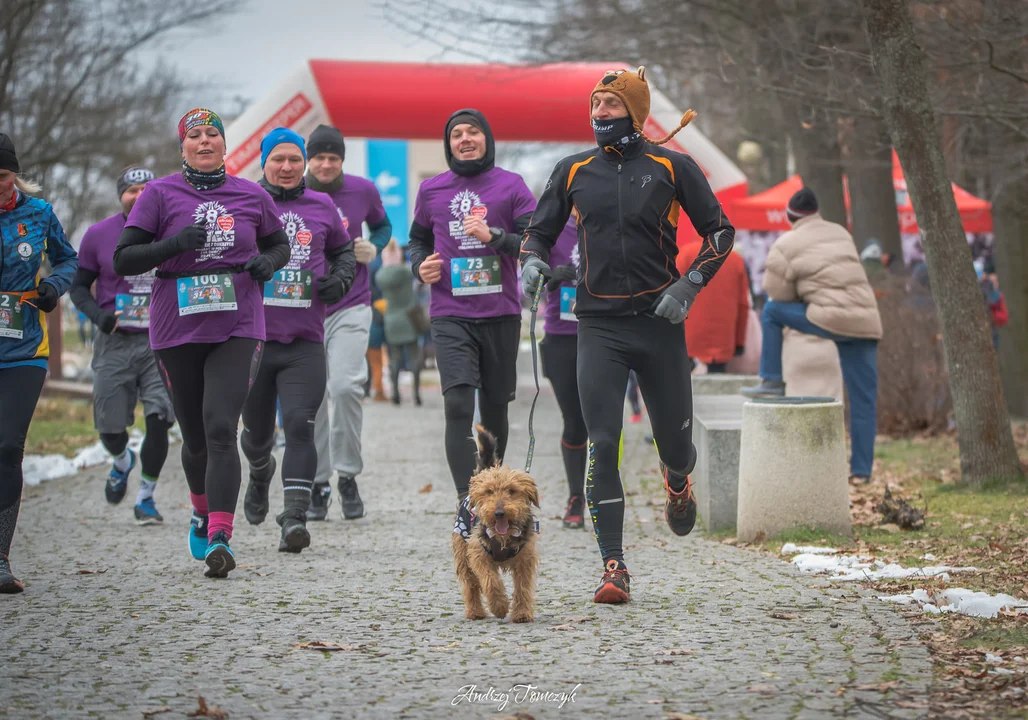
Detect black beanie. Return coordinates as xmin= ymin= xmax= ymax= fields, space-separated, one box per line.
xmin=117 ymin=166 xmax=155 ymax=199
xmin=0 ymin=133 xmax=20 ymax=173
xmin=443 ymin=108 xmax=495 ymax=178
xmin=307 ymin=124 xmax=345 ymax=161
xmin=787 ymin=187 xmax=818 ymax=218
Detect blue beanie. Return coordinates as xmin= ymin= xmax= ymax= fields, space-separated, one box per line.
xmin=260 ymin=127 xmax=307 ymax=168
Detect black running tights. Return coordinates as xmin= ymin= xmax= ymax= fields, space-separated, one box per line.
xmin=0 ymin=365 xmax=46 ymax=557
xmin=540 ymin=333 xmax=588 ymax=498
xmin=443 ymin=384 xmax=509 ymax=498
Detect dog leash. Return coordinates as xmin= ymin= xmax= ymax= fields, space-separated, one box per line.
xmin=524 ymin=283 xmax=543 ymax=474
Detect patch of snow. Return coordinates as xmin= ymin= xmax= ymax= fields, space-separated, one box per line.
xmin=876 ymin=587 xmax=1028 ymax=619
xmin=781 ymin=543 xmax=838 ymax=555
xmin=790 ymin=553 xmax=976 ymax=582
xmin=985 ymin=653 xmax=1004 ymax=664
xmin=921 ymin=553 xmax=937 ymax=561
xmin=23 ymin=429 xmax=145 ymax=486
xmin=991 ymin=668 xmax=1016 ymax=676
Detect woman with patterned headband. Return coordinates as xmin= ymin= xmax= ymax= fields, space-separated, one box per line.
xmin=113 ymin=107 xmax=289 ymax=579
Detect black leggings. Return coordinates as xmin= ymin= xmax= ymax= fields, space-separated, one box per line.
xmin=155 ymin=337 xmax=262 ymax=514
xmin=540 ymin=333 xmax=588 ymax=498
xmin=241 ymin=339 xmax=326 ymax=483
xmin=387 ymin=342 xmax=421 ymax=400
xmin=443 ymin=385 xmax=510 ymax=498
xmin=99 ymin=414 xmax=171 ymax=479
xmin=577 ymin=316 xmax=696 ymax=564
xmin=0 ymin=365 xmax=47 ymax=557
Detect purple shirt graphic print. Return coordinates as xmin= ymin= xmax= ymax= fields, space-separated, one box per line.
xmin=124 ymin=173 xmax=284 ymax=350
xmin=78 ymin=212 xmax=155 ymax=332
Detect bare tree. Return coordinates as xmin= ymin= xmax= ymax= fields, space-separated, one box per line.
xmin=0 ymin=0 xmax=247 ymax=234
xmin=863 ymin=0 xmax=1023 ymax=486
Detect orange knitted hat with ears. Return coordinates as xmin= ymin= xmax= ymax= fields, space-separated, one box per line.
xmin=590 ymin=66 xmax=697 ymax=145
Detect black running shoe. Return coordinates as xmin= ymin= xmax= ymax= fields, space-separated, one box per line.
xmin=277 ymin=508 xmax=311 ymax=554
xmin=308 ymin=484 xmax=331 ymax=521
xmin=338 ymin=476 xmax=364 ymax=520
xmin=244 ymin=456 xmax=276 ymax=525
xmin=593 ymin=559 xmax=631 ymax=604
xmin=0 ymin=554 xmax=24 ymax=594
xmin=662 ymin=462 xmax=697 ymax=537
xmin=562 ymin=495 xmax=585 ymax=529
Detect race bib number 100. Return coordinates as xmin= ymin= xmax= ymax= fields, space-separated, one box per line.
xmin=264 ymin=269 xmax=313 ymax=308
xmin=115 ymin=293 xmax=151 ymax=328
xmin=450 ymin=256 xmax=502 ymax=297
xmin=177 ymin=273 xmax=237 ymax=316
xmin=0 ymin=292 xmax=25 ymax=339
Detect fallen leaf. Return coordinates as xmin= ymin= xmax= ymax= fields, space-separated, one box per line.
xmin=655 ymin=649 xmax=694 ymax=656
xmin=186 ymin=696 xmax=229 ymax=719
xmin=566 ymin=616 xmax=593 ymax=623
xmin=855 ymin=681 xmax=898 ymax=692
xmin=961 ymin=522 xmax=975 ymax=529
xmin=748 ymin=684 xmax=776 ymax=694
xmin=76 ymin=569 xmax=107 ymax=575
xmin=654 ymin=659 xmax=675 ymax=665
xmin=292 ymin=641 xmax=364 ymax=651
xmin=142 ymin=709 xmax=172 ymax=718
xmin=418 ymin=483 xmax=433 ymax=494
xmin=721 ymin=538 xmax=738 ymax=546
xmin=770 ymin=612 xmax=797 ymax=620
xmin=549 ymin=624 xmax=577 ymax=632
xmin=895 ymin=701 xmax=927 ymax=709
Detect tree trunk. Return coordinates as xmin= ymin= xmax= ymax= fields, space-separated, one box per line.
xmin=846 ymin=116 xmax=904 ymax=264
xmin=790 ymin=113 xmax=848 ymax=226
xmin=994 ymin=172 xmax=1028 ymax=419
xmin=862 ymin=0 xmax=1023 ymax=486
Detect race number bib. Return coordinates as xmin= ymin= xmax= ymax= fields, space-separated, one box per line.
xmin=115 ymin=293 xmax=151 ymax=328
xmin=176 ymin=273 xmax=237 ymax=316
xmin=264 ymin=269 xmax=313 ymax=308
xmin=559 ymin=287 xmax=577 ymax=322
xmin=0 ymin=292 xmax=25 ymax=339
xmin=450 ymin=256 xmax=502 ymax=296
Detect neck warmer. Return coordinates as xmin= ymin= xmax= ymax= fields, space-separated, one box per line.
xmin=593 ymin=116 xmax=640 ymax=151
xmin=259 ymin=176 xmax=305 ymax=201
xmin=182 ymin=160 xmax=226 ymax=191
xmin=305 ymin=171 xmax=343 ymax=193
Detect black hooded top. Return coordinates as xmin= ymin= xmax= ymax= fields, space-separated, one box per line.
xmin=444 ymin=109 xmax=495 ymax=177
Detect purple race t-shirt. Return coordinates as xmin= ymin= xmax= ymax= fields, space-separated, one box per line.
xmin=78 ymin=212 xmax=155 ymax=333
xmin=413 ymin=167 xmax=536 ymax=319
xmin=542 ymin=220 xmax=580 ymax=336
xmin=124 ymin=173 xmax=283 ymax=350
xmin=263 ymin=190 xmax=351 ymax=344
xmin=313 ymin=174 xmax=387 ymax=316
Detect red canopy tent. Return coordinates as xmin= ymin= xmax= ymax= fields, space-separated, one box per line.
xmin=729 ymin=152 xmax=992 ymax=233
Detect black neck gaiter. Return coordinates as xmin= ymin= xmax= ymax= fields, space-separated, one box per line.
xmin=305 ymin=172 xmax=343 ymax=193
xmin=182 ymin=160 xmax=226 ymax=191
xmin=259 ymin=176 xmax=305 ymax=201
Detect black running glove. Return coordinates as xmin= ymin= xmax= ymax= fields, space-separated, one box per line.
xmin=244 ymin=255 xmax=277 ymax=283
xmin=169 ymin=225 xmax=208 ymax=255
xmin=545 ymin=264 xmax=577 ymax=292
xmin=316 ymin=275 xmax=347 ymax=304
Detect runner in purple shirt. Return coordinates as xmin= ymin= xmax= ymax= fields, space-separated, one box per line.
xmin=113 ymin=108 xmax=289 ymax=579
xmin=304 ymin=124 xmax=392 ymax=521
xmin=537 ymin=216 xmax=588 ymax=530
xmin=407 ymin=109 xmax=537 ymax=508
xmin=69 ymin=167 xmax=175 ymax=525
xmin=240 ymin=127 xmax=355 ymax=554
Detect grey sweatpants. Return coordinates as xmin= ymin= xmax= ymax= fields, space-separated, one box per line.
xmin=91 ymin=331 xmax=174 ymax=433
xmin=313 ymin=304 xmax=372 ymax=484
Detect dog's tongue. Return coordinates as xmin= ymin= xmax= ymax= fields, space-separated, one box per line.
xmin=494 ymin=518 xmax=510 ymax=536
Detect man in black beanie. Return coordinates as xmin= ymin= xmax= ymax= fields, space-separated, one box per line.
xmin=305 ymin=123 xmax=393 ymax=521
xmin=743 ymin=187 xmax=883 ymax=483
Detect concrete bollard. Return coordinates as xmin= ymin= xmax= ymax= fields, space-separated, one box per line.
xmin=691 ymin=374 xmax=760 ymax=397
xmin=736 ymin=397 xmax=851 ymax=543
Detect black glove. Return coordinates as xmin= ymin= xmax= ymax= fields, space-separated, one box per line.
xmin=521 ymin=256 xmax=551 ymax=298
xmin=97 ymin=311 xmax=118 ymax=335
xmin=545 ymin=264 xmax=577 ymax=292
xmin=316 ymin=275 xmax=347 ymax=304
xmin=735 ymin=345 xmax=744 ymax=357
xmin=34 ymin=282 xmax=59 ymax=313
xmin=169 ymin=224 xmax=207 ymax=255
xmin=244 ymin=255 xmax=276 ymax=283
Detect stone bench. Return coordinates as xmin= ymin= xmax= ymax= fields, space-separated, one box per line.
xmin=736 ymin=397 xmax=851 ymax=543
xmin=691 ymin=373 xmax=759 ymax=396
xmin=691 ymin=394 xmax=747 ymax=533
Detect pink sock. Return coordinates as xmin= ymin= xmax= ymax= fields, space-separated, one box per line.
xmin=190 ymin=493 xmax=208 ymax=516
xmin=208 ymin=511 xmax=234 ymax=542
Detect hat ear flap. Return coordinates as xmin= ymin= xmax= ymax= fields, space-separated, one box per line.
xmin=637 ymin=66 xmax=646 ymax=82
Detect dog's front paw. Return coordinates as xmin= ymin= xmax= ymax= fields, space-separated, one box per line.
xmin=509 ymin=610 xmax=534 ymax=623
xmin=488 ymin=598 xmax=509 ymax=619
xmin=465 ymin=606 xmax=488 ymax=620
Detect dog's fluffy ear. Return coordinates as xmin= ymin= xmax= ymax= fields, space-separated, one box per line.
xmin=518 ymin=473 xmax=541 ymax=508
xmin=474 ymin=424 xmax=499 ymax=469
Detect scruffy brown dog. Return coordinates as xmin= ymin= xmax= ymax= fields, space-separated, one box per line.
xmin=451 ymin=426 xmax=539 ymax=623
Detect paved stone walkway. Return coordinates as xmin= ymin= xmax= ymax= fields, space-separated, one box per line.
xmin=3 ymin=368 xmax=933 ymax=719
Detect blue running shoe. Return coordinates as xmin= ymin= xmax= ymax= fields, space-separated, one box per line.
xmin=189 ymin=513 xmax=208 ymax=561
xmin=204 ymin=531 xmax=235 ymax=579
xmin=104 ymin=448 xmax=136 ymax=505
xmin=134 ymin=497 xmax=164 ymax=526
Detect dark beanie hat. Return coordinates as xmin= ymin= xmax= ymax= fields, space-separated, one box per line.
xmin=0 ymin=133 xmax=20 ymax=173
xmin=307 ymin=125 xmax=345 ymax=161
xmin=787 ymin=187 xmax=818 ymax=217
xmin=116 ymin=166 xmax=155 ymax=199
